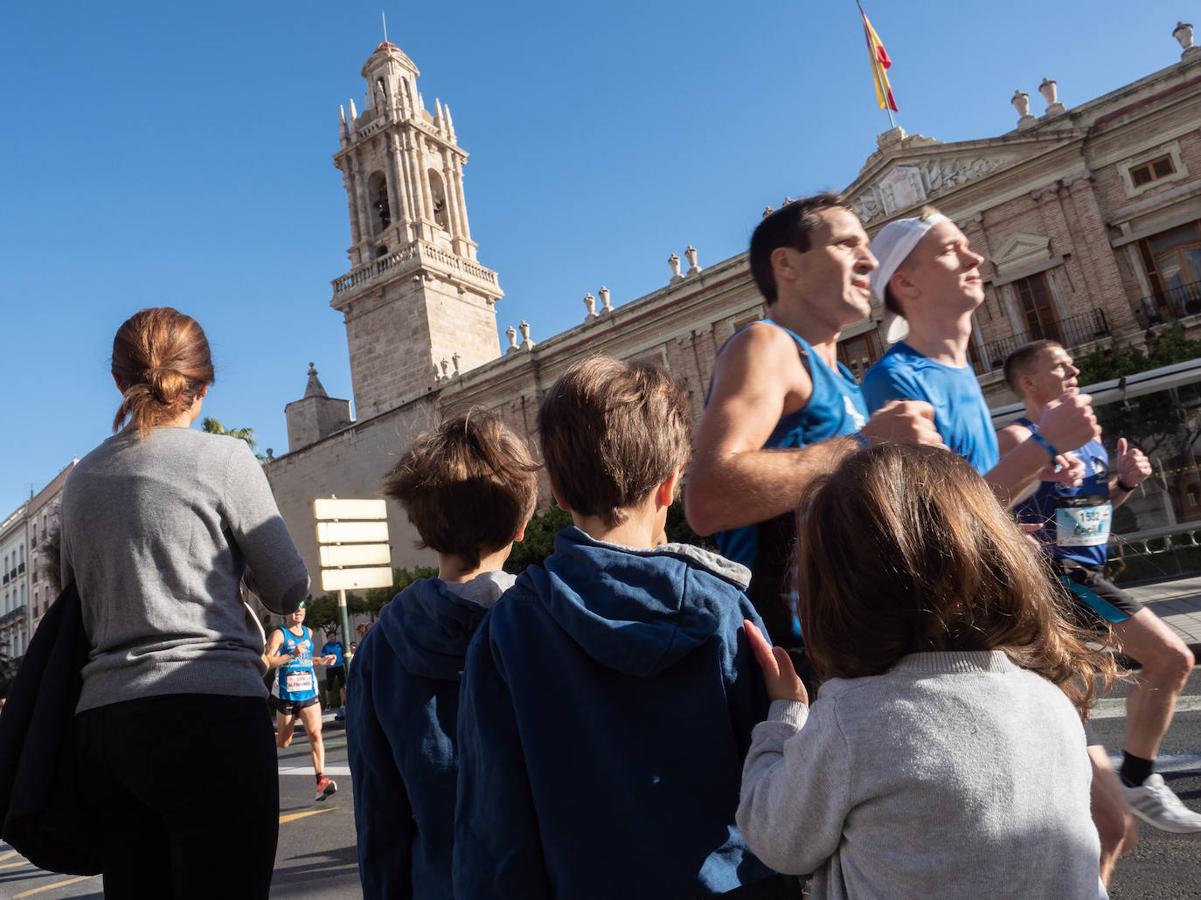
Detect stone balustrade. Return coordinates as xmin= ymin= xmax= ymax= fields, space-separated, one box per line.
xmin=331 ymin=241 xmax=499 ymax=298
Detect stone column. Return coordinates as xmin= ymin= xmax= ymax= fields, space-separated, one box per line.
xmin=440 ymin=145 xmax=463 ymax=239
xmin=349 ymin=162 xmax=373 ymax=251
xmin=452 ymin=156 xmax=473 ymax=246
xmin=388 ymin=133 xmax=415 ymax=237
xmin=404 ymin=131 xmax=429 ymax=236
xmin=1063 ymin=175 xmax=1138 ymax=333
xmin=339 ymin=164 xmax=362 ymax=248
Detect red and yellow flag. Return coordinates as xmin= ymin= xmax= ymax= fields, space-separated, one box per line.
xmin=860 ymin=7 xmax=898 ymax=112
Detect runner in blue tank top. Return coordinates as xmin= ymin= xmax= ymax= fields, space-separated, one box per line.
xmin=1003 ymin=340 xmax=1201 ymax=840
xmin=687 ymin=195 xmax=941 ymax=677
xmin=265 ymin=604 xmax=340 ymax=802
xmin=862 ymin=209 xmax=1098 ymax=507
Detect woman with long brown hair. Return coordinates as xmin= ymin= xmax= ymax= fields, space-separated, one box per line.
xmin=736 ymin=443 xmax=1114 ymax=899
xmin=62 ymin=308 xmax=308 ymax=898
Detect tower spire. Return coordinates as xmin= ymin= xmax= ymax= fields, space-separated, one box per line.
xmin=381 ymin=10 xmax=389 ymax=44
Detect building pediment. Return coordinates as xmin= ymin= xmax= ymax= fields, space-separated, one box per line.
xmin=843 ymin=128 xmax=1083 ymax=224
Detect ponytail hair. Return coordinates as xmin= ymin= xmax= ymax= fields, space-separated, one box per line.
xmin=111 ymin=307 xmax=215 ymax=438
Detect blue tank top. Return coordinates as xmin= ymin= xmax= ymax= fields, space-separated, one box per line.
xmin=712 ymin=320 xmax=868 ymax=568
xmin=1012 ymin=418 xmax=1112 ymax=568
xmin=862 ymin=342 xmax=1000 ymax=474
xmin=277 ymin=625 xmax=319 ymax=702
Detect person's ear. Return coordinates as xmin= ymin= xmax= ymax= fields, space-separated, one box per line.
xmin=198 ymin=383 xmax=209 ymax=399
xmin=655 ymin=466 xmax=682 ymax=509
xmin=770 ymin=246 xmax=801 ymax=290
xmin=514 ymin=521 xmax=528 ymax=543
xmin=112 ymin=372 xmax=124 ymax=392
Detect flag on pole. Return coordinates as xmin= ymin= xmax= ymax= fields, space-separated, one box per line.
xmin=860 ymin=6 xmax=898 ymax=112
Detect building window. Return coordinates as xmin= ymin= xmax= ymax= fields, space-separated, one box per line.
xmin=1130 ymin=155 xmax=1175 ymax=188
xmin=1138 ymin=221 xmax=1201 ymax=319
xmin=1012 ymin=272 xmax=1062 ymax=344
xmin=838 ymin=331 xmax=881 ymax=380
xmin=367 ymin=170 xmax=391 ymax=234
xmin=427 ymin=169 xmax=449 ymax=231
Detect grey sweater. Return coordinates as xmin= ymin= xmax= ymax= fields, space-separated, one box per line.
xmin=62 ymin=427 xmax=309 ymax=712
xmin=737 ymin=651 xmax=1106 ymax=900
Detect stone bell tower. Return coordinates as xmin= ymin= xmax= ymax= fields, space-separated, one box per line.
xmin=330 ymin=42 xmax=503 ymax=418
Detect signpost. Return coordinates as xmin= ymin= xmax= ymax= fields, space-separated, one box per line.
xmin=313 ymin=497 xmax=392 ymax=663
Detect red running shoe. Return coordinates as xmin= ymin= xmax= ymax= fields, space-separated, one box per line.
xmin=314 ymin=775 xmax=338 ymax=802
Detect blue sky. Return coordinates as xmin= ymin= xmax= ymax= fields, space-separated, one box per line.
xmin=0 ymin=0 xmax=1188 ymax=513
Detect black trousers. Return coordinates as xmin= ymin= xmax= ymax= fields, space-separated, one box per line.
xmin=75 ymin=693 xmax=279 ymax=899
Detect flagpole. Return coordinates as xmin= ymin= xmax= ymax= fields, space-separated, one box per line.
xmin=857 ymin=0 xmax=897 ymax=130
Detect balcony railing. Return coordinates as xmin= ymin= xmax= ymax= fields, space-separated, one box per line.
xmin=330 ymin=240 xmax=500 ymax=299
xmin=1134 ymin=281 xmax=1201 ymax=327
xmin=980 ymin=308 xmax=1111 ymax=371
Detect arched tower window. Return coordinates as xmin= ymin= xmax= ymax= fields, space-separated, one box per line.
xmin=427 ymin=169 xmax=449 ymax=230
xmin=368 ymin=170 xmax=391 ymax=233
xmin=401 ymin=79 xmax=414 ymax=115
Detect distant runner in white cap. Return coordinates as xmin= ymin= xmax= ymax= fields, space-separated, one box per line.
xmin=862 ymin=208 xmax=1098 ymax=505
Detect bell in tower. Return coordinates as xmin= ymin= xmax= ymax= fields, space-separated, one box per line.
xmin=330 ymin=42 xmax=503 ymax=418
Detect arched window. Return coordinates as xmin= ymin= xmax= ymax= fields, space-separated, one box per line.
xmin=368 ymin=171 xmax=391 ymax=233
xmin=427 ymin=169 xmax=449 ymax=230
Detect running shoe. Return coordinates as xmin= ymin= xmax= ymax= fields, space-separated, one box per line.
xmin=1123 ymin=774 xmax=1201 ymax=833
xmin=315 ymin=776 xmax=338 ymax=802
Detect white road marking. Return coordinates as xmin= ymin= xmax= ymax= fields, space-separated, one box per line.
xmin=1091 ymin=694 xmax=1201 ymax=719
xmin=1107 ymin=752 xmax=1201 ymax=775
xmin=279 ymin=764 xmax=351 ymax=775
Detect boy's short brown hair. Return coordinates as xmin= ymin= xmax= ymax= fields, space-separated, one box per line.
xmin=382 ymin=413 xmax=539 ymax=567
xmin=538 ymin=356 xmax=691 ymax=527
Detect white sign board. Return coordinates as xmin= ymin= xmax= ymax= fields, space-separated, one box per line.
xmin=321 ymin=566 xmax=395 ymax=592
xmin=313 ymin=498 xmax=388 ymax=521
xmin=316 ymin=520 xmax=390 ymax=545
xmin=319 ymin=543 xmax=392 ymax=568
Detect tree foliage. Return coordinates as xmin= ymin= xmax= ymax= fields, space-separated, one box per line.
xmin=202 ymin=417 xmax=265 ymax=461
xmin=1073 ymin=326 xmax=1201 ymax=456
xmin=503 ymin=497 xmax=709 ymax=575
xmin=301 ymin=566 xmax=439 ymax=636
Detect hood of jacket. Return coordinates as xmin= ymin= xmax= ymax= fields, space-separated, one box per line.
xmin=376 ymin=573 xmax=512 ymax=681
xmin=518 ymin=527 xmax=750 ymax=678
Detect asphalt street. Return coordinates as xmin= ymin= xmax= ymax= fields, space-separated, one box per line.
xmin=2 ymin=673 xmax=1200 ymax=898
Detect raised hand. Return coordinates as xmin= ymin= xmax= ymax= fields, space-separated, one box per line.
xmin=1115 ymin=437 xmax=1152 ymax=489
xmin=1038 ymin=392 xmax=1099 ymax=451
xmin=1040 ymin=453 xmax=1084 ymax=488
xmin=861 ymin=400 xmax=945 ymax=448
xmin=744 ymin=619 xmax=808 ymax=705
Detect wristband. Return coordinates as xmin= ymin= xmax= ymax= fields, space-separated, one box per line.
xmin=1116 ymin=478 xmax=1138 ymax=493
xmin=1028 ymin=431 xmax=1059 ymax=461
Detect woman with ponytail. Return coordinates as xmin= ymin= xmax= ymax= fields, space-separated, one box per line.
xmin=61 ymin=307 xmax=309 ymax=898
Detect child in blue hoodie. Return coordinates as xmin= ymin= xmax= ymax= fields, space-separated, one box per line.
xmin=455 ymin=357 xmax=787 ymax=899
xmin=345 ymin=413 xmax=538 ymax=899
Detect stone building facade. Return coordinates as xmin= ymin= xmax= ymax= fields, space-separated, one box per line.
xmin=267 ymin=26 xmax=1201 ymax=581
xmin=26 ymin=461 xmax=75 ymax=636
xmin=0 ymin=504 xmax=28 ymax=664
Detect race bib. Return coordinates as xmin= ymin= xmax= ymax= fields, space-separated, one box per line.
xmin=285 ymin=671 xmax=313 ymax=694
xmin=1055 ymin=497 xmax=1112 ymax=548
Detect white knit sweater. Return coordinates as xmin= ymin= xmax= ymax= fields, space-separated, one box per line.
xmin=736 ymin=651 xmax=1106 ymax=899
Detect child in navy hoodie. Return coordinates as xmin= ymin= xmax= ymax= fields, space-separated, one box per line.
xmin=345 ymin=413 xmax=538 ymax=899
xmin=454 ymin=357 xmax=785 ymax=899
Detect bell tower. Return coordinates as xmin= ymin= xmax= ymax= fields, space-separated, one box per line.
xmin=330 ymin=42 xmax=503 ymax=418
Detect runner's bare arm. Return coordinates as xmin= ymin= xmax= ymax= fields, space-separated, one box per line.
xmin=262 ymin=630 xmax=292 ymax=670
xmin=686 ymin=324 xmax=839 ymax=536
